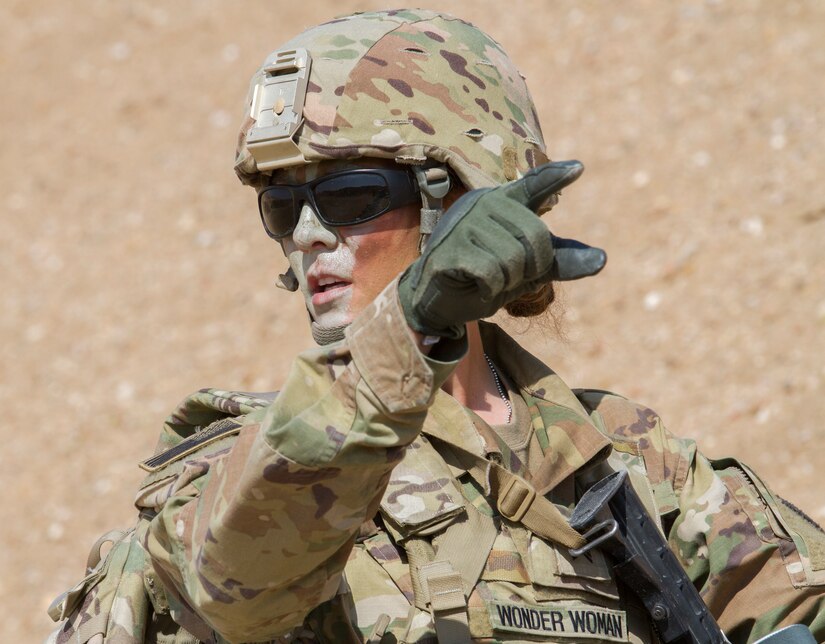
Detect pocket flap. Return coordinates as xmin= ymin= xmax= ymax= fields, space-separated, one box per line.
xmin=380 ymin=437 xmax=465 ymax=538
xmin=527 ymin=534 xmax=619 ymax=601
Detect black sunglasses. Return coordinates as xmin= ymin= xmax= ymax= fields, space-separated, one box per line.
xmin=257 ymin=168 xmax=421 ymax=239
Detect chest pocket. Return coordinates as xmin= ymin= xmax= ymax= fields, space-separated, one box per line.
xmin=526 ymin=531 xmax=619 ymax=601
xmin=472 ymin=497 xmax=619 ymax=603
xmin=347 ymin=438 xmax=474 ymax=643
xmin=378 ymin=435 xmax=468 ymax=540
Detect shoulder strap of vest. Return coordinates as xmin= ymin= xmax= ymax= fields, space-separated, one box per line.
xmin=426 ymin=431 xmax=587 ymax=549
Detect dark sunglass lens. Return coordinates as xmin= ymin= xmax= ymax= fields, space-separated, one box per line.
xmin=259 ymin=188 xmax=296 ymax=237
xmin=314 ymin=173 xmax=390 ymax=224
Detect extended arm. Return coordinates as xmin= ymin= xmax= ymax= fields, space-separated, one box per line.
xmin=144 ymin=283 xmax=464 ymax=641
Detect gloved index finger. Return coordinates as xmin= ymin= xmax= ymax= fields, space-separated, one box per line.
xmin=500 ymin=160 xmax=584 ymax=212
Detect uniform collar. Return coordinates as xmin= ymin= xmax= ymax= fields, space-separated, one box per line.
xmin=477 ymin=322 xmax=613 ymax=496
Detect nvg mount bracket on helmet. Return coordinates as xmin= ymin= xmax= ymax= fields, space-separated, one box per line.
xmin=246 ymin=48 xmax=312 ymax=171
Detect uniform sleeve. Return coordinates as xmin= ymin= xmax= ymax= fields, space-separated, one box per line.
xmin=618 ymin=404 xmax=825 ymax=642
xmin=144 ymin=281 xmax=466 ymax=642
xmin=580 ymin=392 xmax=825 ymax=643
xmin=670 ymin=439 xmax=825 ymax=642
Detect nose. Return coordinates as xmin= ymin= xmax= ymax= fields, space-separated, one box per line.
xmin=291 ymin=202 xmax=338 ymax=251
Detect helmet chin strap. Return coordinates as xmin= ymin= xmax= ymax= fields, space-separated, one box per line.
xmin=311 ymin=319 xmax=348 ymax=345
xmin=412 ymin=165 xmax=451 ymax=252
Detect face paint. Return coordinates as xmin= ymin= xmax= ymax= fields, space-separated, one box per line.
xmin=283 ymin=202 xmax=357 ymax=330
xmin=277 ymin=161 xmax=421 ymax=333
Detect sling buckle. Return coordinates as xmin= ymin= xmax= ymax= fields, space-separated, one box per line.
xmin=498 ymin=475 xmax=536 ymax=522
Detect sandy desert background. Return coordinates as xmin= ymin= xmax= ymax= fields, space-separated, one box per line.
xmin=3 ymin=0 xmax=824 ymax=640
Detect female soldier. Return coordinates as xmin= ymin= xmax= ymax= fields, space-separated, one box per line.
xmin=49 ymin=9 xmax=825 ymax=644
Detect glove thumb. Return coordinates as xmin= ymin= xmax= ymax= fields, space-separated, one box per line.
xmin=550 ymin=236 xmax=607 ymax=281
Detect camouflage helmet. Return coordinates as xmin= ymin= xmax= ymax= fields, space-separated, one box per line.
xmin=234 ymin=9 xmax=550 ymax=191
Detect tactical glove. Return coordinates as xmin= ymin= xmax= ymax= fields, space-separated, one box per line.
xmin=398 ymin=160 xmax=606 ymax=339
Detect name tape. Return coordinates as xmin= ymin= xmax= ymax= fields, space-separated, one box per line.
xmin=488 ymin=601 xmax=628 ymax=642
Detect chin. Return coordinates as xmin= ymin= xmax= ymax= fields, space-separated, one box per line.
xmin=306 ymin=289 xmax=355 ymax=330
xmin=310 ymin=310 xmax=354 ymax=331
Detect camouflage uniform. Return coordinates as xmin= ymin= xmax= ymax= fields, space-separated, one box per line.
xmin=140 ymin=281 xmax=825 ymax=643
xmin=47 ymin=9 xmax=825 ymax=644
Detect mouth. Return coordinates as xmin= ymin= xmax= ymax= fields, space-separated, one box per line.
xmin=309 ymin=274 xmax=352 ymax=306
xmin=313 ymin=276 xmax=350 ymax=293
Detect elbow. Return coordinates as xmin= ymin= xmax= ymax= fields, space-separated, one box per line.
xmin=144 ymin=524 xmax=304 ymax=641
xmin=170 ymin=553 xmax=345 ymax=643
xmin=146 ymin=559 xmax=311 ymax=642
xmin=196 ymin=597 xmax=308 ymax=643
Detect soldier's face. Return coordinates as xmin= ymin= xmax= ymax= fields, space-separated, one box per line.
xmin=277 ymin=161 xmax=421 ymax=331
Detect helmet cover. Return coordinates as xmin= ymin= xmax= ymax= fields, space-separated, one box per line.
xmin=235 ymin=9 xmax=550 ymax=191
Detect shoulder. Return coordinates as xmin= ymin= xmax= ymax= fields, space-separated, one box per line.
xmin=574 ymin=388 xmax=696 ymax=497
xmin=138 ymin=388 xmax=276 ymax=495
xmin=154 ymin=388 xmax=276 ymax=452
xmin=575 ymin=388 xmax=668 ymax=439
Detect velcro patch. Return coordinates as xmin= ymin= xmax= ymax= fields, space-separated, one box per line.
xmin=488 ymin=601 xmax=628 ymax=642
xmin=139 ymin=417 xmax=242 ymax=472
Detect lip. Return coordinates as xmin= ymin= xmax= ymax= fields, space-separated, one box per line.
xmin=307 ymin=272 xmax=352 ymax=307
xmin=311 ymin=282 xmax=351 ymax=307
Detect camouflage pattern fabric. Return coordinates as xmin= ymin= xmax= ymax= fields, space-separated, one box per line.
xmin=45 ymin=522 xmax=156 ymax=643
xmin=44 ymin=389 xmax=277 ymax=644
xmin=47 ymin=8 xmax=825 ymax=643
xmin=133 ymin=279 xmax=824 ymax=643
xmin=235 ymin=10 xmax=550 ymax=193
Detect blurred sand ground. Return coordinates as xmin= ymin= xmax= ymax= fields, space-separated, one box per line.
xmin=2 ymin=0 xmax=824 ymax=640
